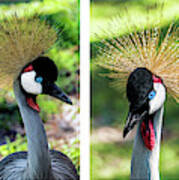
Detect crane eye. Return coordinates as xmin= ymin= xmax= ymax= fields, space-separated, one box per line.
xmin=35 ymin=76 xmax=43 ymax=83
xmin=148 ymin=90 xmax=156 ymax=100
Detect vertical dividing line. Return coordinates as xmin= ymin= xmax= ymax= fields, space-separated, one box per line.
xmin=80 ymin=0 xmax=90 ymax=179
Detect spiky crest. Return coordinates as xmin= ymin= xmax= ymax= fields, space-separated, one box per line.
xmin=95 ymin=7 xmax=179 ymax=102
xmin=0 ymin=13 xmax=57 ymax=89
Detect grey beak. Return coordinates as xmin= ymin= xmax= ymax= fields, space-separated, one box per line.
xmin=44 ymin=83 xmax=72 ymax=105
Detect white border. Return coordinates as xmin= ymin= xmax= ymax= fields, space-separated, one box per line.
xmin=80 ymin=0 xmax=90 ymax=179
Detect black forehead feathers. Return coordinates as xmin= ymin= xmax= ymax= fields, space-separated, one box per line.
xmin=31 ymin=57 xmax=58 ymax=82
xmin=127 ymin=68 xmax=153 ymax=110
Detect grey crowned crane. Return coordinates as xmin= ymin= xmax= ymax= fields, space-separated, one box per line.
xmin=96 ymin=16 xmax=178 ymax=179
xmin=0 ymin=15 xmax=79 ymax=180
xmin=124 ymin=68 xmax=166 ymax=179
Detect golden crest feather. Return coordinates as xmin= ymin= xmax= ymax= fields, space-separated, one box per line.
xmin=95 ymin=11 xmax=179 ymax=102
xmin=0 ymin=13 xmax=57 ymax=89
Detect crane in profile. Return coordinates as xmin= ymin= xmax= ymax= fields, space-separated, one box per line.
xmin=97 ymin=12 xmax=178 ymax=180
xmin=0 ymin=14 xmax=79 ymax=180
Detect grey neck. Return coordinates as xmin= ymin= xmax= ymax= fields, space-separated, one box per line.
xmin=131 ymin=107 xmax=164 ymax=180
xmin=13 ymin=80 xmax=52 ymax=179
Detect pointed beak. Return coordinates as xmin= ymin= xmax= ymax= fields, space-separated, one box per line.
xmin=44 ymin=83 xmax=72 ymax=105
xmin=123 ymin=108 xmax=148 ymax=138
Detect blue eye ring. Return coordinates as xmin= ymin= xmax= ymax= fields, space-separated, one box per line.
xmin=35 ymin=76 xmax=43 ymax=83
xmin=148 ymin=90 xmax=156 ymax=100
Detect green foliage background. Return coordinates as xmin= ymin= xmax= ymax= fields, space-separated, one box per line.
xmin=0 ymin=0 xmax=79 ymax=172
xmin=91 ymin=0 xmax=179 ymax=179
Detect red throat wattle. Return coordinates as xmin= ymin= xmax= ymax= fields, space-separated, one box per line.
xmin=140 ymin=118 xmax=155 ymax=150
xmin=26 ymin=97 xmax=40 ymax=112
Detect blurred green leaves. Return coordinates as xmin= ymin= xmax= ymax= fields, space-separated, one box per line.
xmin=91 ymin=0 xmax=179 ymax=41
xmin=0 ymin=134 xmax=27 ymax=157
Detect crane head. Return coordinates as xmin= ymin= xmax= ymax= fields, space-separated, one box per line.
xmin=19 ymin=56 xmax=72 ymax=112
xmin=123 ymin=68 xmax=166 ymax=150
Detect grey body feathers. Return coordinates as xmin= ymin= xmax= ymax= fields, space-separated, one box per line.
xmin=0 ymin=150 xmax=79 ymax=180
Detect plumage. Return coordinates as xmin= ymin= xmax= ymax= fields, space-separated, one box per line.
xmin=96 ymin=21 xmax=179 ymax=102
xmin=127 ymin=68 xmax=153 ymax=110
xmin=131 ymin=107 xmax=164 ymax=180
xmin=0 ymin=14 xmax=57 ymax=89
xmin=21 ymin=71 xmax=42 ymax=94
xmin=0 ymin=150 xmax=78 ymax=180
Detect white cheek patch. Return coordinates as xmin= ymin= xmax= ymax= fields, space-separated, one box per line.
xmin=149 ymin=83 xmax=166 ymax=115
xmin=21 ymin=71 xmax=42 ymax=95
